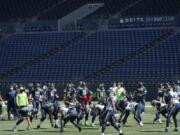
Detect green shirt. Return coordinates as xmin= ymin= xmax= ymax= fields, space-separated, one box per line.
xmin=116 ymin=87 xmax=126 ymax=100
xmin=16 ymin=92 xmax=28 ymax=107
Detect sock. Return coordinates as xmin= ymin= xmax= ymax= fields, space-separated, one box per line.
xmin=12 ymin=124 xmax=17 ymax=130
xmin=55 ymin=119 xmax=59 ymax=125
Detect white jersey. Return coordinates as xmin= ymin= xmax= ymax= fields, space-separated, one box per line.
xmin=126 ymin=102 xmax=138 ymax=113
xmin=156 ymin=103 xmax=166 ymax=113
xmin=161 ymin=103 xmax=166 ymax=107
xmin=82 ymin=88 xmax=88 ymax=96
xmin=109 ymin=87 xmax=117 ymax=102
xmin=178 ymin=91 xmax=180 ymax=97
xmin=95 ymin=104 xmax=105 ymax=112
xmin=78 ymin=86 xmax=88 ymax=96
xmin=59 ymin=105 xmax=69 ymax=115
xmin=170 ymin=91 xmax=179 ymax=103
xmin=50 ymin=88 xmax=57 ymax=97
xmin=59 ymin=105 xmax=78 ymax=117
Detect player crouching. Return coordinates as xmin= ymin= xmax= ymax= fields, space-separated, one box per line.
xmin=165 ymin=102 xmax=180 ymax=132
xmin=121 ymin=96 xmax=144 ymax=127
xmin=151 ymin=100 xmax=168 ymax=124
xmin=99 ymin=97 xmax=124 ymax=135
xmin=59 ymin=103 xmax=82 ymax=132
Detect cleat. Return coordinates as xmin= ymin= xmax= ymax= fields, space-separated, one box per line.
xmin=13 ymin=129 xmax=17 ymax=132
xmin=54 ymin=125 xmax=59 ymax=128
xmin=79 ymin=127 xmax=82 ymax=132
xmin=174 ymin=128 xmax=178 ymax=132
xmin=27 ymin=126 xmax=32 ymax=130
xmin=12 ymin=125 xmax=17 ymax=132
xmin=37 ymin=125 xmax=40 ymax=129
xmin=122 ymin=120 xmax=126 ymax=125
xmin=85 ymin=121 xmax=89 ymax=126
xmin=60 ymin=128 xmax=64 ymax=132
xmin=91 ymin=123 xmax=95 ymax=127
xmin=27 ymin=126 xmax=34 ymax=131
xmin=140 ymin=121 xmax=143 ymax=127
xmin=165 ymin=128 xmax=169 ymax=132
xmin=28 ymin=128 xmax=34 ymax=131
xmin=119 ymin=129 xmax=123 ymax=135
xmin=158 ymin=119 xmax=162 ymax=124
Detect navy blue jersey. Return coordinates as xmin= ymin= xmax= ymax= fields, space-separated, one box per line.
xmin=6 ymin=90 xmax=16 ymax=103
xmin=135 ymin=86 xmax=147 ymax=102
xmin=49 ymin=88 xmax=58 ymax=102
xmin=136 ymin=86 xmax=147 ymax=95
xmin=77 ymin=87 xmax=89 ymax=97
xmin=40 ymin=89 xmax=51 ymax=103
xmin=164 ymin=92 xmax=172 ymax=104
xmin=31 ymin=89 xmax=41 ymax=101
xmin=169 ymin=103 xmax=180 ymax=114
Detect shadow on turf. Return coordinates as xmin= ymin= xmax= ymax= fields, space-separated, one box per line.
xmin=40 ymin=130 xmax=60 ymax=133
xmin=4 ymin=129 xmax=26 ymax=132
xmin=122 ymin=125 xmax=133 ymax=127
xmin=39 ymin=130 xmax=76 ymax=133
xmin=35 ymin=128 xmax=48 ymax=129
xmin=143 ymin=122 xmax=154 ymax=125
xmin=83 ymin=127 xmax=99 ymax=130
xmin=140 ymin=130 xmax=164 ymax=133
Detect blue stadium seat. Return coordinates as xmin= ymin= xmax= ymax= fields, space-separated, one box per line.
xmin=95 ymin=32 xmax=180 ymax=82
xmin=1 ymin=29 xmax=174 ymax=82
xmin=0 ymin=32 xmax=84 ymax=75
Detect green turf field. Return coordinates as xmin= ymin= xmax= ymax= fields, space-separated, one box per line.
xmin=0 ymin=105 xmax=180 ymax=135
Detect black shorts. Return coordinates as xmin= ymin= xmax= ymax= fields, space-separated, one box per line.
xmin=0 ymin=104 xmax=3 ymax=114
xmin=158 ymin=92 xmax=164 ymax=98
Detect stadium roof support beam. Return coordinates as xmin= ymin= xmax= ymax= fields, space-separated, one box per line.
xmin=58 ymin=3 xmax=104 ymax=31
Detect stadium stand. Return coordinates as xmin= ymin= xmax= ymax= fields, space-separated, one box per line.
xmin=0 ymin=0 xmax=179 ymax=89
xmin=24 ymin=21 xmax=58 ymax=32
xmin=0 ymin=32 xmax=84 ymax=76
xmin=0 ymin=23 xmax=15 ymax=33
xmin=0 ymin=29 xmax=174 ymax=83
xmin=94 ymin=32 xmax=180 ymax=83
